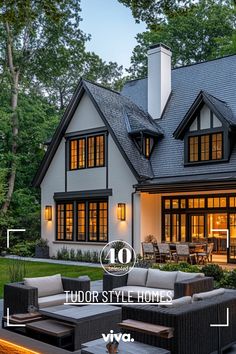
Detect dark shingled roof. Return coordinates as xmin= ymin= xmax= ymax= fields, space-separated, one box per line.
xmin=84 ymin=79 xmax=164 ymax=179
xmin=33 ymin=54 xmax=236 ymax=187
xmin=121 ymin=54 xmax=236 ymax=181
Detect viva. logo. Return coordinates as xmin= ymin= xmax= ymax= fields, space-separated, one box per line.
xmin=102 ymin=330 xmax=134 ymax=343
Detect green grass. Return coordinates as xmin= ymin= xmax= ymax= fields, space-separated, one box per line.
xmin=0 ymin=258 xmax=103 ymax=298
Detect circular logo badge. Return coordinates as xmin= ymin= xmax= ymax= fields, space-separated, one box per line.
xmin=100 ymin=240 xmax=136 ymax=276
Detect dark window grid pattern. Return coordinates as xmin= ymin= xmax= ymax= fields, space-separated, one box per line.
xmin=70 ymin=140 xmax=78 ymax=170
xmin=56 ymin=203 xmax=74 ymax=241
xmin=162 ymin=195 xmax=236 ymax=244
xmin=69 ymin=135 xmax=105 ymax=170
xmin=56 ymin=200 xmax=108 ymax=243
xmin=77 ymin=203 xmax=86 ymax=241
xmin=69 ymin=138 xmax=86 ymax=170
xmin=163 ymin=213 xmax=185 ymax=242
xmin=188 ymin=133 xmax=223 ymax=163
xmin=163 ymin=195 xmax=233 ymax=212
xmin=87 ymin=135 xmax=105 ymax=168
xmin=88 ymin=201 xmax=108 ymax=242
xmin=191 ymin=215 xmax=205 ymax=241
xmin=212 ymin=133 xmax=223 ymax=160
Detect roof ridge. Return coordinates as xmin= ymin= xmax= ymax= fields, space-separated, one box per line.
xmin=82 ymin=78 xmax=120 ymax=95
xmin=123 ymin=53 xmax=236 ymax=86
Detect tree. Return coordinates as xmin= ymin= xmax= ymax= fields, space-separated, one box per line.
xmin=118 ymin=0 xmax=196 ymax=25
xmin=0 ymin=0 xmax=123 ymax=220
xmin=126 ymin=0 xmax=236 ymax=78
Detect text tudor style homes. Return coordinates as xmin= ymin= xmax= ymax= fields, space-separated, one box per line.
xmin=33 ymin=44 xmax=236 ymax=263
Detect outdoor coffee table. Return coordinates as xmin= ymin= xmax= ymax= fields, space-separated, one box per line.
xmin=39 ymin=304 xmax=121 ymax=350
xmin=81 ymin=336 xmax=171 ymax=354
xmin=26 ymin=319 xmax=74 ymax=349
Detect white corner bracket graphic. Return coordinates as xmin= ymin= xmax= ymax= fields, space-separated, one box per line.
xmin=6 ymin=308 xmax=26 ymax=327
xmin=6 ymin=229 xmax=26 ymax=249
xmin=211 ymin=229 xmax=229 ymax=249
xmin=210 ymin=308 xmax=229 ymax=327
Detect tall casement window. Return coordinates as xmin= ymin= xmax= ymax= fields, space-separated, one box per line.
xmin=57 ymin=203 xmax=74 ymax=240
xmin=56 ymin=200 xmax=108 ymax=242
xmin=188 ymin=133 xmax=223 ymax=162
xmin=87 ymin=135 xmax=105 ymax=168
xmin=69 ymin=134 xmax=105 ymax=170
xmin=89 ymin=201 xmax=108 ymax=242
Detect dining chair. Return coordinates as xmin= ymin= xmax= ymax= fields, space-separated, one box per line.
xmin=142 ymin=242 xmax=159 ymax=262
xmin=157 ymin=243 xmax=172 ymax=263
xmin=174 ymin=244 xmax=196 ymax=264
xmin=197 ymin=242 xmax=214 ymax=264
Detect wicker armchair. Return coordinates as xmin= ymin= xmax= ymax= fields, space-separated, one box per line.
xmin=122 ymin=291 xmax=236 ymax=354
xmin=4 ymin=276 xmax=90 ymax=316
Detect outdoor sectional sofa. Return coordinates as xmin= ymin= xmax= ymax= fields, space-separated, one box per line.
xmin=122 ymin=290 xmax=236 ymax=354
xmin=4 ymin=274 xmax=90 ymax=315
xmin=103 ymin=268 xmax=214 ymax=300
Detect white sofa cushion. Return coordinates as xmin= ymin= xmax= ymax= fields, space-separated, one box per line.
xmin=192 ymin=288 xmax=225 ymax=301
xmin=160 ymin=296 xmax=192 ymax=308
xmin=127 ymin=268 xmax=148 ymax=287
xmin=176 ymin=271 xmax=204 ymax=283
xmin=146 ymin=269 xmax=178 ymax=290
xmin=24 ymin=274 xmax=63 ymax=297
xmin=113 ymin=286 xmax=174 ymax=302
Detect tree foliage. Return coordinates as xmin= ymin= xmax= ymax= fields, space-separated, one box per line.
xmin=126 ymin=0 xmax=236 ymax=78
xmin=0 ymin=0 xmax=123 ymax=245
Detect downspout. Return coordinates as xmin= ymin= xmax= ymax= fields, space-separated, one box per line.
xmin=131 ymin=191 xmax=136 ymax=249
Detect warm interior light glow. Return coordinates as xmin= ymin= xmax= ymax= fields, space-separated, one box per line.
xmin=0 ymin=339 xmax=41 ymax=354
xmin=117 ymin=203 xmax=126 ymax=221
xmin=44 ymin=205 xmax=52 ymax=221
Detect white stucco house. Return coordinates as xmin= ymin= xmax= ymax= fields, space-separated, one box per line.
xmin=33 ymin=44 xmax=236 ymax=263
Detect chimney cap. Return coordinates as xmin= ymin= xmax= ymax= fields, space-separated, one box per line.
xmin=149 ymin=43 xmax=172 ymax=52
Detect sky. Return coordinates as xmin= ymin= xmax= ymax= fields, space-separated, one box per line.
xmin=80 ymin=0 xmax=146 ymax=69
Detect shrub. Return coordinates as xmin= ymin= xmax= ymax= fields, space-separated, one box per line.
xmin=57 ymin=247 xmax=69 ymax=260
xmin=220 ymin=269 xmax=236 ymax=289
xmin=153 ymin=262 xmax=201 ymax=273
xmin=10 ymin=241 xmax=36 ymax=257
xmin=8 ymin=258 xmax=27 ymax=282
xmin=201 ymin=264 xmax=224 ymax=282
xmin=76 ymin=249 xmax=83 ymax=261
xmin=35 ymin=238 xmax=48 ymax=247
xmin=70 ymin=249 xmax=76 ymax=260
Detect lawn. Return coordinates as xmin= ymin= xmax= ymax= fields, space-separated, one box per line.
xmin=0 ymin=258 xmax=103 ymax=298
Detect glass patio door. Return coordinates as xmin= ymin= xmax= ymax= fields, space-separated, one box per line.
xmin=229 ymin=214 xmax=236 ymax=263
xmin=190 ymin=214 xmax=205 ymax=242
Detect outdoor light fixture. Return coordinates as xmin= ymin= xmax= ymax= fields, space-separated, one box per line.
xmin=117 ymin=203 xmax=126 ymax=221
xmin=44 ymin=205 xmax=52 ymax=221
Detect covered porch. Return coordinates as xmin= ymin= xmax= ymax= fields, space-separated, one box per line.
xmin=134 ymin=178 xmax=236 ymax=265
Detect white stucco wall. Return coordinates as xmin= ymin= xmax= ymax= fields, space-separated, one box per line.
xmin=41 ymin=92 xmax=138 ymax=257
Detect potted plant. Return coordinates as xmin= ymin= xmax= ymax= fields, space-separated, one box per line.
xmin=35 ymin=238 xmax=49 ymax=258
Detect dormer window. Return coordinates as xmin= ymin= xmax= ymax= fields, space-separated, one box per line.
xmin=133 ymin=134 xmax=155 ymax=159
xmin=173 ymin=91 xmax=235 ymax=166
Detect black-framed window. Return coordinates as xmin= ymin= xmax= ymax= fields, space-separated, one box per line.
xmin=77 ymin=202 xmax=86 ymax=241
xmin=188 ymin=132 xmax=223 ymax=163
xmin=162 ymin=194 xmax=236 ymax=243
xmin=56 ymin=199 xmax=108 ymax=243
xmin=87 ymin=135 xmax=105 ymax=168
xmin=57 ymin=203 xmax=74 ymax=240
xmin=69 ymin=134 xmax=105 ymax=170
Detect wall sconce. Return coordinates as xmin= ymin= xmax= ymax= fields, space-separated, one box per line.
xmin=117 ymin=203 xmax=126 ymax=221
xmin=45 ymin=205 xmax=52 ymax=221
